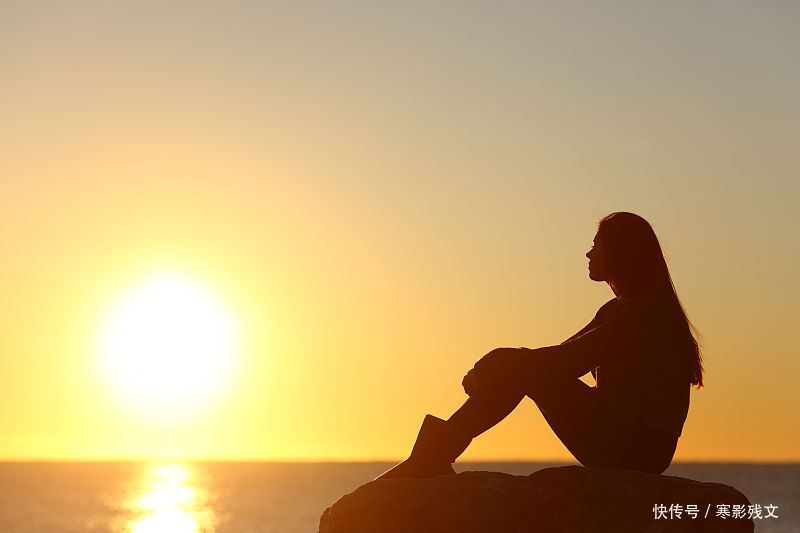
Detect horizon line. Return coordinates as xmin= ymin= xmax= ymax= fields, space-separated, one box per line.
xmin=1 ymin=458 xmax=799 ymax=465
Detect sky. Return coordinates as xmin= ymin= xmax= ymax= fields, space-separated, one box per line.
xmin=1 ymin=1 xmax=798 ymax=462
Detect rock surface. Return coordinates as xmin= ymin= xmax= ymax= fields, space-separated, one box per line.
xmin=319 ymin=466 xmax=753 ymax=532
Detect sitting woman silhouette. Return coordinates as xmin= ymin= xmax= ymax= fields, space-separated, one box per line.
xmin=377 ymin=212 xmax=703 ymax=480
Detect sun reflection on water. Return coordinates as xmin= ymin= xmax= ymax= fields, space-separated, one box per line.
xmin=125 ymin=464 xmax=216 ymax=533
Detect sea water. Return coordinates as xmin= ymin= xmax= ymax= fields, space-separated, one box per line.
xmin=0 ymin=462 xmax=796 ymax=532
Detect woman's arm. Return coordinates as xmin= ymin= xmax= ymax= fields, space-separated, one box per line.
xmin=562 ymin=321 xmax=596 ymax=345
xmin=530 ymin=299 xmax=642 ymax=381
xmin=561 ymin=297 xmax=619 ymax=344
xmin=560 ymin=318 xmax=600 ymax=382
xmin=467 ymin=298 xmax=645 ymax=394
xmin=561 ymin=298 xmax=619 ymax=380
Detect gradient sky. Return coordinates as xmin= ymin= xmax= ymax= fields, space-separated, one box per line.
xmin=1 ymin=1 xmax=798 ymax=461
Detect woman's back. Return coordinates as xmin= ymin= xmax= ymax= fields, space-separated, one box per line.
xmin=593 ymin=297 xmax=691 ymax=438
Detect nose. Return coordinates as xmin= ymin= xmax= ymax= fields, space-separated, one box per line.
xmin=586 ymin=250 xmax=592 ymax=259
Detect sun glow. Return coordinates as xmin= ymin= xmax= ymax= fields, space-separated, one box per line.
xmin=127 ymin=464 xmax=216 ymax=533
xmin=98 ymin=271 xmax=238 ymax=416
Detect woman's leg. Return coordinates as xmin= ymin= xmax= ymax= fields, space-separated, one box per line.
xmin=527 ymin=378 xmax=679 ymax=473
xmin=446 ymin=375 xmax=678 ymax=474
xmin=446 ymin=375 xmax=603 ymax=465
xmin=526 ymin=377 xmax=608 ymax=467
xmin=447 ymin=387 xmax=527 ymax=438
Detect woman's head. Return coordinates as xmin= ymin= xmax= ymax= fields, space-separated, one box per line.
xmin=588 ymin=212 xmax=704 ymax=388
xmin=589 ymin=212 xmax=670 ymax=297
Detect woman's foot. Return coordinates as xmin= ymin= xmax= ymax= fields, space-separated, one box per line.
xmin=374 ymin=415 xmax=472 ymax=481
xmin=375 ymin=457 xmax=456 ymax=480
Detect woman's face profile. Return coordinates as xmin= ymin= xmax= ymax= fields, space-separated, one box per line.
xmin=586 ymin=232 xmax=610 ymax=282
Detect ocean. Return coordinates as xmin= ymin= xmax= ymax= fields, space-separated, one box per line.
xmin=0 ymin=462 xmax=796 ymax=532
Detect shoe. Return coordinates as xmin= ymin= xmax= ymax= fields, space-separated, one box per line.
xmin=374 ymin=414 xmax=472 ymax=481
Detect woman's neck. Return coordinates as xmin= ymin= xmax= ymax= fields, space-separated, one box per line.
xmin=609 ymin=281 xmax=630 ymax=300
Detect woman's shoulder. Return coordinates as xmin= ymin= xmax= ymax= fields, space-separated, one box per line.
xmin=604 ymin=297 xmax=675 ymax=328
xmin=586 ymin=298 xmax=617 ymax=328
xmin=594 ymin=296 xmax=675 ymax=329
xmin=595 ymin=297 xmax=622 ymax=318
xmin=618 ymin=296 xmax=671 ymax=313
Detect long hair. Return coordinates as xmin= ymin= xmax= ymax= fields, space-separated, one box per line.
xmin=596 ymin=212 xmax=704 ymax=389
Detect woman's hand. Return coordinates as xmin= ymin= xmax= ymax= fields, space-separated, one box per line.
xmin=462 ymin=368 xmax=479 ymax=396
xmin=462 ymin=347 xmax=530 ymax=395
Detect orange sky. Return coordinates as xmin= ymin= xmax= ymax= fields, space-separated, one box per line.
xmin=1 ymin=2 xmax=798 ymax=462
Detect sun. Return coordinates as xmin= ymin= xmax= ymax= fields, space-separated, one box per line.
xmin=98 ymin=271 xmax=239 ymax=415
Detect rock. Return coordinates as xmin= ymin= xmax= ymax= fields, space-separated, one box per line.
xmin=319 ymin=466 xmax=753 ymax=532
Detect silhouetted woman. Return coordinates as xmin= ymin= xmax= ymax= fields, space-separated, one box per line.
xmin=377 ymin=212 xmax=703 ymax=479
